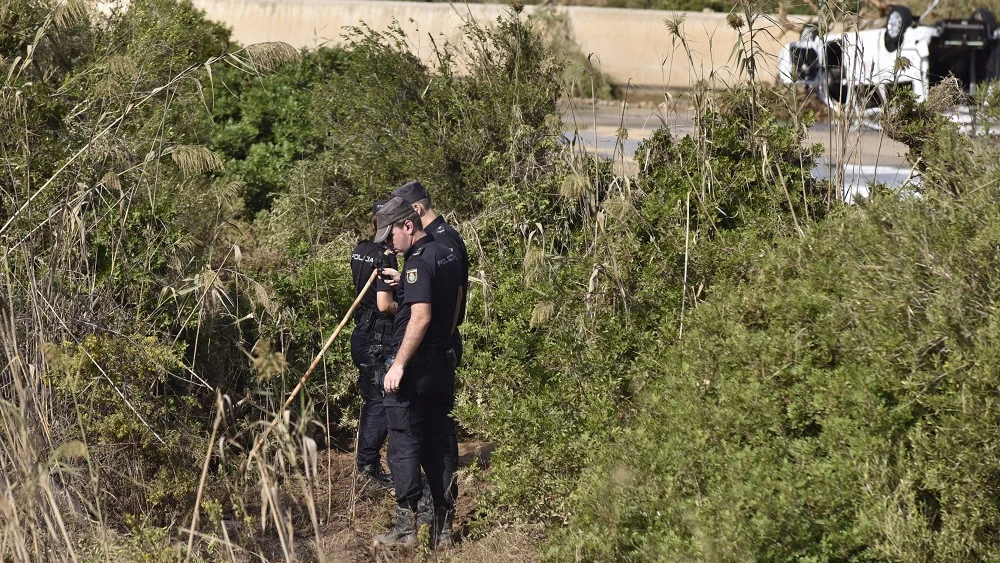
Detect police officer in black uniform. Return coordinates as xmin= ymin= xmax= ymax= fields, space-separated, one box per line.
xmin=371 ymin=197 xmax=463 ymax=549
xmin=349 ymin=200 xmax=398 ymax=491
xmin=391 ymin=181 xmax=468 ymax=524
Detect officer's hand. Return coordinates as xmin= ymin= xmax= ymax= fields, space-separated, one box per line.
xmin=380 ymin=267 xmax=401 ymax=288
xmin=383 ymin=363 xmax=404 ymax=394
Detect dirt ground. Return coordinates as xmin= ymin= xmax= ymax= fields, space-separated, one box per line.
xmin=232 ymin=441 xmax=542 ymax=563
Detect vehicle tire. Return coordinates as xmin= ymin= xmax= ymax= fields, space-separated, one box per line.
xmin=974 ymin=10 xmax=1000 ymax=80
xmin=971 ymin=9 xmax=997 ymax=37
xmin=971 ymin=8 xmax=997 ymax=25
xmin=884 ymin=6 xmax=913 ymax=52
xmin=800 ymin=23 xmax=818 ymax=41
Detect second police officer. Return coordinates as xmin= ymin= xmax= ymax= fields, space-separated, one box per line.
xmin=348 ymin=200 xmax=398 ymax=491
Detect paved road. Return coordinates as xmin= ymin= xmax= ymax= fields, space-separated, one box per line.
xmin=562 ymin=102 xmax=914 ymax=199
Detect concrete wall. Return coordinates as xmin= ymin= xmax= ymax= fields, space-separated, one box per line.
xmin=191 ymin=0 xmax=809 ymax=90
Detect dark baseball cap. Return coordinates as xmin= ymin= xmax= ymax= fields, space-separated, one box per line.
xmin=391 ymin=180 xmax=429 ymax=204
xmin=371 ymin=199 xmax=389 ymax=215
xmin=373 ymin=197 xmax=414 ymax=243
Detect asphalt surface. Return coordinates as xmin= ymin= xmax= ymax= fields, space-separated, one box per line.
xmin=562 ymin=102 xmax=914 ymax=198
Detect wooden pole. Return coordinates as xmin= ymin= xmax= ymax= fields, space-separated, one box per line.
xmin=237 ymin=269 xmax=379 ymax=481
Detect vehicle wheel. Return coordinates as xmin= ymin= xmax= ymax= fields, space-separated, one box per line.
xmin=971 ymin=8 xmax=997 ymax=25
xmin=884 ymin=6 xmax=913 ymax=52
xmin=971 ymin=8 xmax=997 ymax=37
xmin=800 ymin=23 xmax=818 ymax=41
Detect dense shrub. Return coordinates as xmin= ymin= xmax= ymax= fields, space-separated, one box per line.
xmin=1 ymin=0 xmax=567 ymax=553
xmin=1 ymin=0 xmax=244 ymax=529
xmin=210 ymin=47 xmax=348 ymax=216
xmin=548 ymin=100 xmax=1000 ymax=561
xmin=458 ymin=85 xmax=829 ymax=524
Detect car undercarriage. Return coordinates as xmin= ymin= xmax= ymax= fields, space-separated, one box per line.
xmin=778 ymin=1 xmax=1000 ymax=127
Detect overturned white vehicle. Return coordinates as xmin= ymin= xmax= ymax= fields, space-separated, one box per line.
xmin=778 ymin=1 xmax=1000 ymax=122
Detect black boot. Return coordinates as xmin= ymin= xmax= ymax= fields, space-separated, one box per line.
xmin=375 ymin=506 xmax=417 ymax=547
xmin=358 ymin=463 xmax=393 ymax=491
xmin=416 ymin=479 xmax=433 ymax=514
xmin=432 ymin=506 xmax=454 ymax=548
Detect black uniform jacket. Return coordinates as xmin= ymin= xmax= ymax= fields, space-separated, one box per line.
xmin=423 ymin=215 xmax=469 ymax=327
xmin=350 ymin=239 xmax=397 ymax=320
xmin=389 ymin=236 xmax=462 ymax=354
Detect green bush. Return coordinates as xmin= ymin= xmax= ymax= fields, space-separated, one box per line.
xmin=459 ymin=85 xmax=828 ymax=526
xmin=45 ymin=336 xmax=203 ymax=523
xmin=547 ymin=97 xmax=1000 ymax=562
xmin=1 ymin=0 xmax=249 ymax=532
xmin=210 ymin=47 xmax=347 ymax=216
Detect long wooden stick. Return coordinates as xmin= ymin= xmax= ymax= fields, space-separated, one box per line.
xmin=237 ymin=269 xmax=379 ymax=480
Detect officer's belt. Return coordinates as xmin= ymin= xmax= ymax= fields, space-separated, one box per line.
xmin=410 ymin=345 xmax=457 ymax=368
xmin=354 ymin=306 xmax=376 ymax=328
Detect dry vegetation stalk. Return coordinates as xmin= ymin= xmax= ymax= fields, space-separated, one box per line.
xmin=185 ymin=392 xmax=225 ymax=562
xmin=238 ymin=269 xmax=379 ymax=481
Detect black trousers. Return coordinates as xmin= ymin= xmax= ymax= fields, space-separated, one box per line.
xmin=351 ymin=325 xmax=389 ymax=468
xmin=384 ymin=352 xmax=458 ymax=511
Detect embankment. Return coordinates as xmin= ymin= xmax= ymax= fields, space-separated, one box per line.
xmin=192 ymin=0 xmax=815 ymax=90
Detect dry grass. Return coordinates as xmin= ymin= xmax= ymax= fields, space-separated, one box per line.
xmin=193 ymin=443 xmax=536 ymax=563
xmin=244 ymin=42 xmax=302 ymax=72
xmin=558 ymin=173 xmax=590 ymax=199
xmin=171 ymin=145 xmax=225 ymax=177
xmin=529 ymin=301 xmax=556 ymax=328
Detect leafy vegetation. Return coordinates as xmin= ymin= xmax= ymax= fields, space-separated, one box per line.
xmin=1 ymin=0 xmax=564 ymax=557
xmin=549 ymin=113 xmax=1000 ymax=562
xmin=5 ymin=0 xmax=1000 ymax=561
